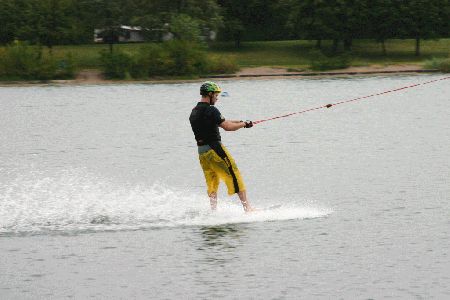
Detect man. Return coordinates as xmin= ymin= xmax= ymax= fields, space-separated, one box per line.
xmin=189 ymin=81 xmax=254 ymax=212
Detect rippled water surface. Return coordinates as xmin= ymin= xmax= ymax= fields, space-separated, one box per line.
xmin=1 ymin=75 xmax=449 ymax=299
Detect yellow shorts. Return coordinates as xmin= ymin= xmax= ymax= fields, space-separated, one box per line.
xmin=199 ymin=144 xmax=245 ymax=196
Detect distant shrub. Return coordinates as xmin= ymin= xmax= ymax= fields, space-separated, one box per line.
xmin=130 ymin=41 xmax=233 ymax=78
xmin=130 ymin=44 xmax=170 ymax=78
xmin=0 ymin=42 xmax=42 ymax=80
xmin=169 ymin=14 xmax=202 ymax=42
xmin=0 ymin=42 xmax=76 ymax=80
xmin=99 ymin=50 xmax=132 ymax=79
xmin=206 ymin=55 xmax=239 ymax=74
xmin=309 ymin=50 xmax=351 ymax=71
xmin=163 ymin=40 xmax=208 ymax=76
xmin=35 ymin=56 xmax=58 ymax=80
xmin=55 ymin=53 xmax=76 ymax=79
xmin=102 ymin=41 xmax=239 ymax=79
xmin=424 ymin=57 xmax=450 ymax=73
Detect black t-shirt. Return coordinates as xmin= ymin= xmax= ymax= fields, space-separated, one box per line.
xmin=189 ymin=102 xmax=225 ymax=145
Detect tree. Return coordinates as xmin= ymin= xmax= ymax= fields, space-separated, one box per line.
xmin=0 ymin=0 xmax=37 ymax=45
xmin=32 ymin=0 xmax=73 ymax=53
xmin=366 ymin=0 xmax=399 ymax=55
xmin=0 ymin=0 xmax=17 ymax=44
xmin=285 ymin=0 xmax=334 ymax=48
xmin=216 ymin=0 xmax=247 ymax=46
xmin=183 ymin=0 xmax=223 ymax=34
xmin=221 ymin=18 xmax=245 ymax=47
xmin=436 ymin=0 xmax=450 ymax=38
xmin=131 ymin=0 xmax=222 ymax=42
xmin=91 ymin=0 xmax=126 ymax=53
xmin=217 ymin=0 xmax=292 ymax=46
xmin=170 ymin=14 xmax=201 ymax=41
xmin=398 ymin=0 xmax=443 ymax=56
xmin=319 ymin=0 xmax=369 ymax=52
xmin=285 ymin=0 xmax=369 ymax=53
xmin=63 ymin=0 xmax=102 ymax=44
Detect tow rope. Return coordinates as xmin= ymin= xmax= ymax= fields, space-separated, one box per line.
xmin=253 ymin=76 xmax=450 ymax=125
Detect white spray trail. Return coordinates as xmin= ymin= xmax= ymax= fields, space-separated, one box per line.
xmin=0 ymin=169 xmax=332 ymax=234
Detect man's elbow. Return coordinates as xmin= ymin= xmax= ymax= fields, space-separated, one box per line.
xmin=221 ymin=124 xmax=233 ymax=131
xmin=220 ymin=122 xmax=236 ymax=131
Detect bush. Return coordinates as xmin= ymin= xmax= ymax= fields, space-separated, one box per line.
xmin=206 ymin=54 xmax=239 ymax=74
xmin=0 ymin=42 xmax=42 ymax=80
xmin=309 ymin=50 xmax=351 ymax=71
xmin=130 ymin=41 xmax=211 ymax=78
xmin=169 ymin=14 xmax=202 ymax=42
xmin=104 ymin=41 xmax=239 ymax=79
xmin=99 ymin=50 xmax=132 ymax=79
xmin=0 ymin=42 xmax=76 ymax=80
xmin=424 ymin=57 xmax=450 ymax=73
xmin=55 ymin=53 xmax=76 ymax=79
xmin=164 ymin=40 xmax=208 ymax=75
xmin=130 ymin=44 xmax=170 ymax=78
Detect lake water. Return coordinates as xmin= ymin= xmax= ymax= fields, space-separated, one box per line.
xmin=1 ymin=75 xmax=449 ymax=299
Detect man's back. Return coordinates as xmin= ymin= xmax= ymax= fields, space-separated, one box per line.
xmin=189 ymin=102 xmax=224 ymax=146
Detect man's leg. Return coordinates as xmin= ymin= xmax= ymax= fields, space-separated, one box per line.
xmin=199 ymin=151 xmax=219 ymax=211
xmin=210 ymin=190 xmax=252 ymax=212
xmin=209 ymin=192 xmax=217 ymax=211
xmin=210 ymin=144 xmax=252 ymax=212
xmin=237 ymin=190 xmax=254 ymax=212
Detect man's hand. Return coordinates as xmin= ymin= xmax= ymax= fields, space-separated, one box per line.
xmin=244 ymin=120 xmax=253 ymax=128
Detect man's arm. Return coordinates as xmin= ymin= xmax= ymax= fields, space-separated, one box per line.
xmin=220 ymin=120 xmax=245 ymax=131
xmin=220 ymin=120 xmax=252 ymax=131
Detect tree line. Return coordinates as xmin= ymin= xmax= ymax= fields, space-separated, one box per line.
xmin=0 ymin=0 xmax=449 ymax=55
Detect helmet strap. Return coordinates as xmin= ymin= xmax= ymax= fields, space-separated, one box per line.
xmin=208 ymin=92 xmax=213 ymax=105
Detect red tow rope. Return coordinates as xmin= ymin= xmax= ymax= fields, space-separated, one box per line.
xmin=253 ymin=76 xmax=450 ymax=125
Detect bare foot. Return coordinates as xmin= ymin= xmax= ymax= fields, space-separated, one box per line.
xmin=245 ymin=207 xmax=259 ymax=213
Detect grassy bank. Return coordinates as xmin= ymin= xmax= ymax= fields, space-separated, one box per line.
xmin=1 ymin=39 xmax=449 ymax=79
xmin=24 ymin=38 xmax=449 ymax=69
xmin=210 ymin=39 xmax=450 ymax=68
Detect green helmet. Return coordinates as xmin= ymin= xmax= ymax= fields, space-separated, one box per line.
xmin=200 ymin=81 xmax=221 ymax=96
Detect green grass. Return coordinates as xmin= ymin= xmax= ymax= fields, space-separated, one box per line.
xmin=424 ymin=57 xmax=450 ymax=72
xmin=349 ymin=39 xmax=450 ymax=66
xmin=209 ymin=40 xmax=314 ymax=67
xmin=210 ymin=39 xmax=450 ymax=68
xmin=3 ymin=38 xmax=450 ymax=71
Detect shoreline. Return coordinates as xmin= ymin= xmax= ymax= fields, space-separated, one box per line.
xmin=0 ymin=65 xmax=441 ymax=86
